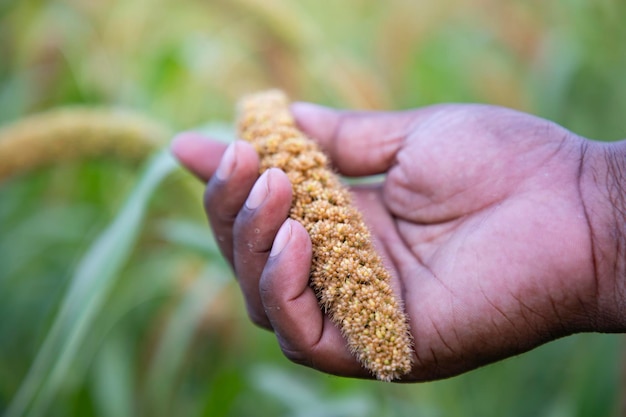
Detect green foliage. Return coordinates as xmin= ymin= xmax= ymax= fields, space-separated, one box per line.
xmin=5 ymin=150 xmax=177 ymax=417
xmin=1 ymin=0 xmax=625 ymax=416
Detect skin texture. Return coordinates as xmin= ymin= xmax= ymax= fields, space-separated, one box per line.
xmin=171 ymin=102 xmax=624 ymax=382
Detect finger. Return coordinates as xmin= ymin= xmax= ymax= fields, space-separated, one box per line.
xmin=290 ymin=102 xmax=421 ymax=177
xmin=260 ymin=219 xmax=369 ymax=378
xmin=170 ymin=132 xmax=227 ymax=182
xmin=204 ymin=140 xmax=260 ymax=264
xmin=233 ymin=168 xmax=293 ymax=329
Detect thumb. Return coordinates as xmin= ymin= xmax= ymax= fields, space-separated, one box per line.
xmin=290 ymin=102 xmax=418 ymax=176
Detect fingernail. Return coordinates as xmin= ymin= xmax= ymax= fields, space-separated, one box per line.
xmin=246 ymin=169 xmax=270 ymax=209
xmin=215 ymin=142 xmax=236 ymax=180
xmin=270 ymin=219 xmax=292 ymax=257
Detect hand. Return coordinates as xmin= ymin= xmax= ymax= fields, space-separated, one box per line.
xmin=171 ymin=102 xmax=622 ymax=381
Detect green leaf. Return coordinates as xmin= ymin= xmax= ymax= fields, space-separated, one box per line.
xmin=142 ymin=265 xmax=229 ymax=417
xmin=91 ymin=334 xmax=135 ymax=417
xmin=5 ymin=149 xmax=177 ymax=417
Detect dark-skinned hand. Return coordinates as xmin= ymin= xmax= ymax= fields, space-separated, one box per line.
xmin=171 ymin=102 xmax=624 ymax=381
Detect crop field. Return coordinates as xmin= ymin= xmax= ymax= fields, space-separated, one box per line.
xmin=1 ymin=1 xmax=625 ymax=416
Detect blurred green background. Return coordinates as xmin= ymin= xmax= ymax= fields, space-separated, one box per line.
xmin=1 ymin=0 xmax=625 ymax=416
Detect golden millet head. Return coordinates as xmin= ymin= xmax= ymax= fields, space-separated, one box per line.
xmin=0 ymin=107 xmax=169 ymax=182
xmin=237 ymin=90 xmax=414 ymax=381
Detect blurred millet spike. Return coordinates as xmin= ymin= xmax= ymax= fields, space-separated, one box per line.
xmin=0 ymin=108 xmax=169 ymax=182
xmin=237 ymin=89 xmax=414 ymax=381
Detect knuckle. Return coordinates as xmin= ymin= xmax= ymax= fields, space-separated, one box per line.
xmin=204 ymin=175 xmax=254 ymax=223
xmin=258 ymin=271 xmax=285 ymax=310
xmin=204 ymin=192 xmax=237 ymax=225
xmin=232 ymin=209 xmax=252 ymax=237
xmin=203 ymin=179 xmax=221 ymax=208
xmin=277 ymin=339 xmax=310 ymax=366
xmin=246 ymin=307 xmax=272 ymax=330
xmin=258 ymin=274 xmax=274 ymax=299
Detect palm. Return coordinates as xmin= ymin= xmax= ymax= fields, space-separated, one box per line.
xmin=351 ymin=106 xmax=596 ymax=378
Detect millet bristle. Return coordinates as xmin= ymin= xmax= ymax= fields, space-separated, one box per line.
xmin=0 ymin=108 xmax=170 ymax=182
xmin=237 ymin=90 xmax=413 ymax=381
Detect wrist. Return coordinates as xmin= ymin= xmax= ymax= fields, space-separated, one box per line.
xmin=579 ymin=139 xmax=626 ymax=331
